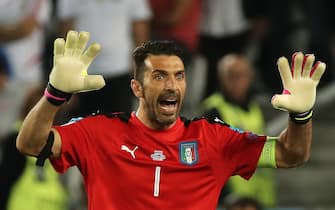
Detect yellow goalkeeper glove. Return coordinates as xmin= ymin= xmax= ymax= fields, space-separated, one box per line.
xmin=271 ymin=52 xmax=326 ymax=119
xmin=49 ymin=30 xmax=105 ymax=93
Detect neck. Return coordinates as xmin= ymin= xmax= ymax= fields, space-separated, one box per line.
xmin=135 ymin=108 xmax=177 ymax=130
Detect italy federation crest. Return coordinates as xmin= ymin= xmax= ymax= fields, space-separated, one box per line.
xmin=179 ymin=141 xmax=199 ymax=165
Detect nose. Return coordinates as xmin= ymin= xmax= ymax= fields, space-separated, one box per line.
xmin=165 ymin=76 xmax=177 ymax=90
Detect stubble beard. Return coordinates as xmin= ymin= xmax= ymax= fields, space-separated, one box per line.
xmin=143 ymin=88 xmax=182 ymax=129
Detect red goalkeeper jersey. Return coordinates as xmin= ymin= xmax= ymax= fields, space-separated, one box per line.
xmin=51 ymin=112 xmax=266 ymax=210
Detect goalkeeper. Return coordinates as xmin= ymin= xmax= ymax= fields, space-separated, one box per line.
xmin=16 ymin=30 xmax=325 ymax=210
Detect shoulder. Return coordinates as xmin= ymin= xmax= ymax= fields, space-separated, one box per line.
xmin=61 ymin=112 xmax=131 ymax=127
xmin=101 ymin=112 xmax=132 ymax=123
xmin=181 ymin=116 xmax=246 ymax=140
xmin=180 ymin=115 xmax=230 ymax=128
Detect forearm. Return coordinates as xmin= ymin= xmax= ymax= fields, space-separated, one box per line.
xmin=154 ymin=0 xmax=192 ymax=27
xmin=17 ymin=30 xmax=105 ymax=156
xmin=133 ymin=21 xmax=150 ymax=47
xmin=0 ymin=16 xmax=37 ymax=43
xmin=16 ymin=97 xmax=60 ymax=156
xmin=168 ymin=0 xmax=192 ymax=25
xmin=276 ymin=120 xmax=312 ymax=168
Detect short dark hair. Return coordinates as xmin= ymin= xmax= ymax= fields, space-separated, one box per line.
xmin=132 ymin=40 xmax=185 ymax=83
xmin=225 ymin=196 xmax=263 ymax=210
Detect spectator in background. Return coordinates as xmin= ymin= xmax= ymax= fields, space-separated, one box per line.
xmin=202 ymin=54 xmax=276 ymax=208
xmin=0 ymin=0 xmax=51 ymax=85
xmin=149 ymin=0 xmax=202 ymax=66
xmin=0 ymin=0 xmax=51 ymax=138
xmin=224 ymin=195 xmax=263 ymax=210
xmin=199 ymin=0 xmax=268 ymax=98
xmin=57 ymin=0 xmax=151 ymax=116
xmin=0 ymin=85 xmax=68 ymax=210
xmin=199 ymin=0 xmax=250 ymax=98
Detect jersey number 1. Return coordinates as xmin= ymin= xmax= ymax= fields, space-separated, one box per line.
xmin=153 ymin=166 xmax=161 ymax=197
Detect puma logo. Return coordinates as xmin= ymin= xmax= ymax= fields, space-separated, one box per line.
xmin=121 ymin=145 xmax=138 ymax=159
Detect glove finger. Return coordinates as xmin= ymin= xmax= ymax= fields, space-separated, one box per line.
xmin=73 ymin=31 xmax=90 ymax=57
xmin=310 ymin=62 xmax=326 ymax=84
xmin=64 ymin=30 xmax=78 ymax=56
xmin=292 ymin=52 xmax=303 ymax=79
xmin=271 ymin=94 xmax=290 ymax=111
xmin=277 ymin=56 xmax=292 ymax=88
xmin=81 ymin=43 xmax=101 ymax=67
xmin=53 ymin=38 xmax=65 ymax=64
xmin=83 ymin=75 xmax=105 ymax=91
xmin=290 ymin=52 xmax=298 ymax=76
xmin=54 ymin=38 xmax=65 ymax=56
xmin=302 ymin=54 xmax=315 ymax=78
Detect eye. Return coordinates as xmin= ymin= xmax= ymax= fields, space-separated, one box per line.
xmin=176 ymin=72 xmax=185 ymax=80
xmin=153 ymin=73 xmax=164 ymax=80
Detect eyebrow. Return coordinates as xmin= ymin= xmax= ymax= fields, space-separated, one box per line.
xmin=152 ymin=69 xmax=185 ymax=74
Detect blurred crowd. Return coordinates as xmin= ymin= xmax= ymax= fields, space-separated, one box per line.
xmin=1 ymin=0 xmax=335 ymax=209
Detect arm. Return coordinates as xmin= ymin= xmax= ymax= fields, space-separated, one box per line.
xmin=154 ymin=0 xmax=192 ymax=27
xmin=16 ymin=97 xmax=62 ymax=157
xmin=16 ymin=30 xmax=105 ymax=158
xmin=132 ymin=0 xmax=151 ymax=46
xmin=0 ymin=15 xmax=38 ymax=43
xmin=133 ymin=20 xmax=150 ymax=47
xmin=264 ymin=53 xmax=325 ymax=168
xmin=165 ymin=0 xmax=192 ymax=26
xmin=275 ymin=120 xmax=312 ymax=168
xmin=0 ymin=0 xmax=46 ymax=43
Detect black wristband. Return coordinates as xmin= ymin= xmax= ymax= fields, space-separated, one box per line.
xmin=44 ymin=83 xmax=72 ymax=106
xmin=289 ymin=110 xmax=313 ymax=124
xmin=36 ymin=132 xmax=54 ymax=167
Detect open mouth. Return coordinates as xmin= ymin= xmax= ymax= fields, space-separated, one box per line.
xmin=159 ymin=99 xmax=178 ymax=114
xmin=157 ymin=90 xmax=180 ymax=115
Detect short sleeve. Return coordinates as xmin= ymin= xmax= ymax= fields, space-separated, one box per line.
xmin=229 ymin=130 xmax=267 ymax=179
xmin=217 ymin=125 xmax=267 ymax=180
xmin=50 ymin=118 xmax=92 ymax=174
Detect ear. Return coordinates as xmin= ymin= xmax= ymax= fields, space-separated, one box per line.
xmin=131 ymin=79 xmax=143 ymax=98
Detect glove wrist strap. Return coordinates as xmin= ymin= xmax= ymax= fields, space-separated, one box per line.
xmin=289 ymin=110 xmax=313 ymax=124
xmin=44 ymin=83 xmax=72 ymax=106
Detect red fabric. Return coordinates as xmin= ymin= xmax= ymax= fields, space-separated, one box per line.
xmin=50 ymin=113 xmax=266 ymax=210
xmin=149 ymin=0 xmax=202 ymax=52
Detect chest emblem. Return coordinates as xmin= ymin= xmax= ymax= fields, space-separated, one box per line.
xmin=151 ymin=150 xmax=166 ymax=161
xmin=179 ymin=141 xmax=199 ymax=165
xmin=121 ymin=145 xmax=138 ymax=159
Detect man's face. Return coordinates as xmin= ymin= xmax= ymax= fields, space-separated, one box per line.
xmin=219 ymin=58 xmax=253 ymax=102
xmin=185 ymin=148 xmax=192 ymax=157
xmin=139 ymin=55 xmax=186 ymax=128
xmin=231 ymin=206 xmax=257 ymax=210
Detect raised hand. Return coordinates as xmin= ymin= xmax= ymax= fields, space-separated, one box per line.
xmin=271 ymin=52 xmax=326 ymax=113
xmin=49 ymin=30 xmax=105 ymax=93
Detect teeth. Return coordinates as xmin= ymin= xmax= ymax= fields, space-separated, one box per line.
xmin=160 ymin=100 xmax=177 ymax=106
